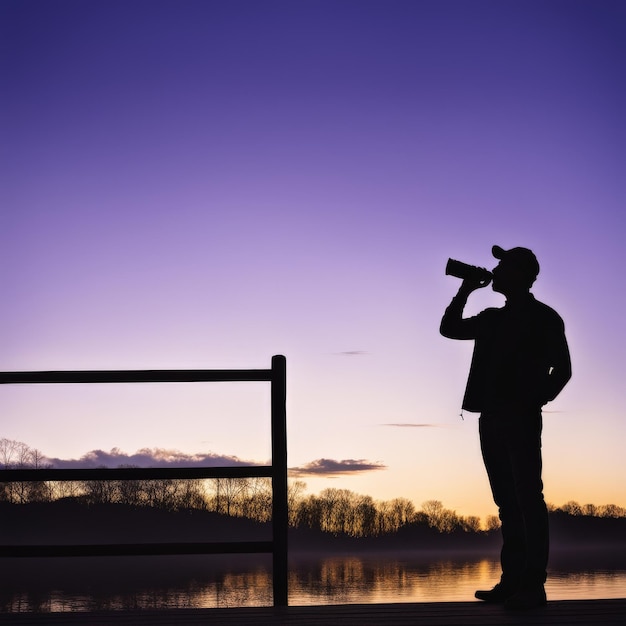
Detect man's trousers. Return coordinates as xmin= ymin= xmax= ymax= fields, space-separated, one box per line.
xmin=479 ymin=410 xmax=549 ymax=588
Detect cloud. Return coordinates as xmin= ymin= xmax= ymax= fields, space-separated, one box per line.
xmin=289 ymin=458 xmax=386 ymax=477
xmin=334 ymin=351 xmax=368 ymax=356
xmin=47 ymin=447 xmax=258 ymax=469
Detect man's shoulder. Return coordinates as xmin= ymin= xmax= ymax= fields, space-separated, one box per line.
xmin=528 ymin=296 xmax=565 ymax=327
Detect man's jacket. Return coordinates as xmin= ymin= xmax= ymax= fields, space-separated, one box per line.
xmin=440 ymin=293 xmax=571 ymax=413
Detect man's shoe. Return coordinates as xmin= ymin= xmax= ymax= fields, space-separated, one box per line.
xmin=504 ymin=585 xmax=547 ymax=610
xmin=474 ymin=583 xmax=516 ymax=604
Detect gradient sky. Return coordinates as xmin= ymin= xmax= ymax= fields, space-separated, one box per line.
xmin=2 ymin=0 xmax=624 ymax=521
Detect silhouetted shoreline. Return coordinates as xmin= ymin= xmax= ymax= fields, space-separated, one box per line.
xmin=2 ymin=500 xmax=625 ymax=554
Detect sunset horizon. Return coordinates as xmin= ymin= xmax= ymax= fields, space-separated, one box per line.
xmin=2 ymin=434 xmax=624 ymax=525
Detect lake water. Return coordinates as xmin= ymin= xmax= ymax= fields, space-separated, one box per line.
xmin=1 ymin=550 xmax=624 ymax=612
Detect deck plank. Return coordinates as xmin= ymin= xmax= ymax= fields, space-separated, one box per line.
xmin=1 ymin=600 xmax=624 ymax=626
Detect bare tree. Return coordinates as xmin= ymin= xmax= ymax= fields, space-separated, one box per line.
xmin=0 ymin=439 xmax=51 ymax=503
xmin=244 ymin=477 xmax=272 ymax=521
xmin=0 ymin=438 xmax=21 ymax=468
xmin=376 ymin=499 xmax=392 ymax=535
xmin=420 ymin=500 xmax=462 ymax=533
xmin=582 ymin=503 xmax=597 ymax=517
xmin=115 ymin=466 xmax=144 ymax=506
xmin=316 ymin=488 xmax=353 ymax=535
xmin=353 ymin=494 xmax=378 ymax=537
xmin=210 ymin=478 xmax=250 ymax=516
xmin=421 ymin=500 xmax=445 ymax=529
xmin=50 ymin=480 xmax=83 ymax=501
xmin=297 ymin=494 xmax=322 ymax=530
xmin=598 ymin=503 xmax=626 ymax=518
xmin=177 ymin=478 xmax=208 ymax=510
xmin=560 ymin=501 xmax=583 ymax=516
xmin=461 ymin=515 xmax=481 ymax=532
xmin=83 ymin=472 xmax=118 ymax=505
xmin=387 ymin=497 xmax=415 ymax=531
xmin=287 ymin=480 xmax=306 ymax=526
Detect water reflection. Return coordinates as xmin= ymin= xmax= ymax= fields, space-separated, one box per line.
xmin=289 ymin=553 xmax=626 ymax=604
xmin=288 ymin=555 xmax=499 ymax=605
xmin=1 ymin=551 xmax=624 ymax=612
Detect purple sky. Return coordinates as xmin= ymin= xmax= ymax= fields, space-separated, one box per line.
xmin=1 ymin=0 xmax=624 ymax=519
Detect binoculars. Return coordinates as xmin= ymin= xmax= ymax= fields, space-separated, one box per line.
xmin=445 ymin=258 xmax=492 ymax=283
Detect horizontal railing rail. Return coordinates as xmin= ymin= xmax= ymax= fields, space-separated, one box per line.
xmin=1 ymin=466 xmax=273 ymax=482
xmin=0 ymin=354 xmax=288 ymax=606
xmin=0 ymin=369 xmax=273 ymax=384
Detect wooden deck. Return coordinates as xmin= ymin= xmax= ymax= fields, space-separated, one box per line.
xmin=1 ymin=600 xmax=624 ymax=625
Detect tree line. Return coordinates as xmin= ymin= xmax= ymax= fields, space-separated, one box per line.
xmin=2 ymin=438 xmax=625 ymax=537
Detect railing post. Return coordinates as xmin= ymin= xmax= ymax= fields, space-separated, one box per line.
xmin=271 ymin=354 xmax=288 ymax=607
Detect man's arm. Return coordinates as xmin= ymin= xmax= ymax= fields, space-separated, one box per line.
xmin=440 ymin=279 xmax=486 ymax=339
xmin=542 ymin=324 xmax=572 ymax=404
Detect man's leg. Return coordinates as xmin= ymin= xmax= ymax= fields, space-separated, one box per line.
xmin=477 ymin=415 xmax=526 ymax=597
xmin=507 ymin=411 xmax=549 ymax=596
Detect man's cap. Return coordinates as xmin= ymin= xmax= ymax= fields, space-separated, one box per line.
xmin=492 ymin=245 xmax=540 ymax=279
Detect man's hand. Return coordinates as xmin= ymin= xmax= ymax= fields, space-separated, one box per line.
xmin=459 ymin=271 xmax=491 ymax=296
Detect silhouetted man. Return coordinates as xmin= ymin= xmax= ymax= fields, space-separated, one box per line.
xmin=440 ymin=245 xmax=571 ymax=610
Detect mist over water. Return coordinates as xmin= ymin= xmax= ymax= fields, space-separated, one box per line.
xmin=2 ymin=551 xmax=624 ymax=612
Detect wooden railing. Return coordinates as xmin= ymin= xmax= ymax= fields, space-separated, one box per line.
xmin=0 ymin=354 xmax=288 ymax=606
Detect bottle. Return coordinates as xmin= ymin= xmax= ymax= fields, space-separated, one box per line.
xmin=445 ymin=258 xmax=492 ymax=283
